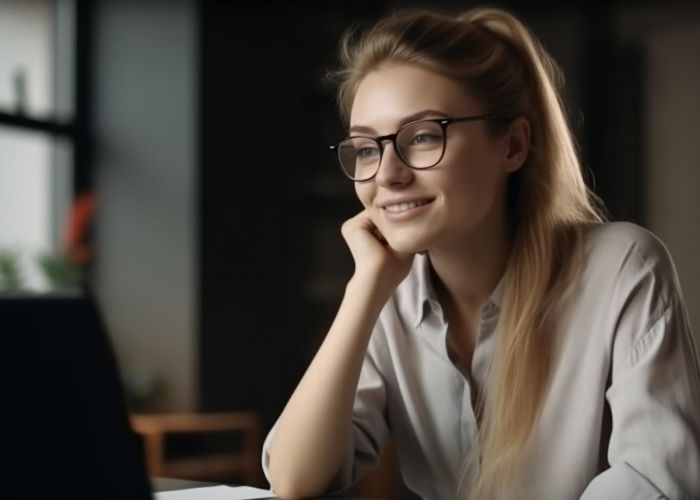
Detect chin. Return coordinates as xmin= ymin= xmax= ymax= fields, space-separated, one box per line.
xmin=385 ymin=233 xmax=431 ymax=255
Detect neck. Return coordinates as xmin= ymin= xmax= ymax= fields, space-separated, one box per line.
xmin=429 ymin=212 xmax=511 ymax=317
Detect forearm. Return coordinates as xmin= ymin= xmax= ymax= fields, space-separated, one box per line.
xmin=267 ymin=275 xmax=390 ymax=498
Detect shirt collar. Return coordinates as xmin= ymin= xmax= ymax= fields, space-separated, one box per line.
xmin=412 ymin=254 xmax=437 ymax=328
xmin=410 ymin=253 xmax=508 ymax=328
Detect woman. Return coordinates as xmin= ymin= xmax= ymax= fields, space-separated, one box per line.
xmin=263 ymin=7 xmax=700 ymax=499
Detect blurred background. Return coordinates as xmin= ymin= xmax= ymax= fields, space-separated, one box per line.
xmin=1 ymin=0 xmax=699 ymax=495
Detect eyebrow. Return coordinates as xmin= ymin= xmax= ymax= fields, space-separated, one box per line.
xmin=348 ymin=109 xmax=452 ymax=135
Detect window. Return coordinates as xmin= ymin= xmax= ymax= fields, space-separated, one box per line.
xmin=0 ymin=0 xmax=89 ymax=292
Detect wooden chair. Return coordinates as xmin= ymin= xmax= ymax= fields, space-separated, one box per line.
xmin=130 ymin=412 xmax=261 ymax=486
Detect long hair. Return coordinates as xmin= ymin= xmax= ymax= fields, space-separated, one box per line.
xmin=328 ymin=7 xmax=606 ymax=498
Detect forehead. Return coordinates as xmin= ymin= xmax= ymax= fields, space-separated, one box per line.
xmin=350 ymin=63 xmax=480 ymax=132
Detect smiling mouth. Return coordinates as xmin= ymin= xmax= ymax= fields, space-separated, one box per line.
xmin=383 ymin=199 xmax=434 ymax=213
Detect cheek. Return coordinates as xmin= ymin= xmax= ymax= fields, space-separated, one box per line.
xmin=355 ymin=185 xmax=372 ymax=208
xmin=440 ymin=156 xmax=504 ymax=212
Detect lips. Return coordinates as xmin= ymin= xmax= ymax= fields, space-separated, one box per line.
xmin=380 ymin=198 xmax=434 ymax=213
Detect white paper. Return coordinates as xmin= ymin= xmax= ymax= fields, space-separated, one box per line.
xmin=154 ymin=485 xmax=274 ymax=500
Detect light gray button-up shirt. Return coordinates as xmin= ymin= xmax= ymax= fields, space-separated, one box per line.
xmin=263 ymin=222 xmax=700 ymax=499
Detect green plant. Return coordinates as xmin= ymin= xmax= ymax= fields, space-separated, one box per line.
xmin=36 ymin=252 xmax=82 ymax=289
xmin=0 ymin=249 xmax=23 ymax=290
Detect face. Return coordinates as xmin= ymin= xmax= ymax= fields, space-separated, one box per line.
xmin=349 ymin=63 xmax=526 ymax=255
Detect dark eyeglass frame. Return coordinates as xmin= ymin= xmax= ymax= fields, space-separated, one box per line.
xmin=328 ymin=114 xmax=513 ymax=182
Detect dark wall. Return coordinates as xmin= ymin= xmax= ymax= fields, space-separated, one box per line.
xmin=198 ymin=2 xmax=381 ymax=429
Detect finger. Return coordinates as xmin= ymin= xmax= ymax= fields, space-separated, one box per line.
xmin=355 ymin=212 xmax=389 ymax=246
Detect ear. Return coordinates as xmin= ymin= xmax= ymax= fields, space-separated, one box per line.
xmin=503 ymin=117 xmax=530 ymax=173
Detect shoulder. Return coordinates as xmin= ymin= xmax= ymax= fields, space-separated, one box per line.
xmin=554 ymin=222 xmax=693 ymax=372
xmin=586 ymin=221 xmax=669 ymax=260
xmin=583 ymin=221 xmax=678 ymax=288
xmin=578 ymin=221 xmax=684 ymax=329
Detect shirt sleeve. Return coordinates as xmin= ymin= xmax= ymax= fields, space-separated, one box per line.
xmin=580 ymin=299 xmax=700 ymax=499
xmin=326 ymin=339 xmax=392 ymax=492
xmin=261 ymin=329 xmax=391 ymax=494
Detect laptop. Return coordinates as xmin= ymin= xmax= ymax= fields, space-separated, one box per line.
xmin=0 ymin=292 xmax=153 ymax=499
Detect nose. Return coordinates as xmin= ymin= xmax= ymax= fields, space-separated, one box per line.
xmin=374 ymin=141 xmax=413 ymax=187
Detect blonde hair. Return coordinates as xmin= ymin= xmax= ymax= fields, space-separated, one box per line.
xmin=329 ymin=6 xmax=606 ymax=499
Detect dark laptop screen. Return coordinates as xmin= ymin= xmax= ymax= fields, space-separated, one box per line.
xmin=0 ymin=293 xmax=152 ymax=500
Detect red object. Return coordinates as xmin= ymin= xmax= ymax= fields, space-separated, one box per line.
xmin=65 ymin=192 xmax=95 ymax=265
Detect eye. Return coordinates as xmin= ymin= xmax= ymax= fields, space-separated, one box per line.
xmin=358 ymin=146 xmax=380 ymax=159
xmin=410 ymin=132 xmax=440 ymax=146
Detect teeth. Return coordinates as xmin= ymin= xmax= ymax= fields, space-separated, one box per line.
xmin=385 ymin=200 xmax=429 ymax=213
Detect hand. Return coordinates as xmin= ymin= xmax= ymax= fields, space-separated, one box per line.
xmin=341 ymin=210 xmax=414 ymax=295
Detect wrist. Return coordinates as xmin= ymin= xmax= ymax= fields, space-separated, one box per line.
xmin=346 ymin=272 xmax=395 ymax=310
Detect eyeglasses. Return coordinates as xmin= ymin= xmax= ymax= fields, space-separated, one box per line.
xmin=329 ymin=114 xmax=512 ymax=182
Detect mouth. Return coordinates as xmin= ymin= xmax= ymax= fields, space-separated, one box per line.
xmin=382 ymin=198 xmax=434 ymax=214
